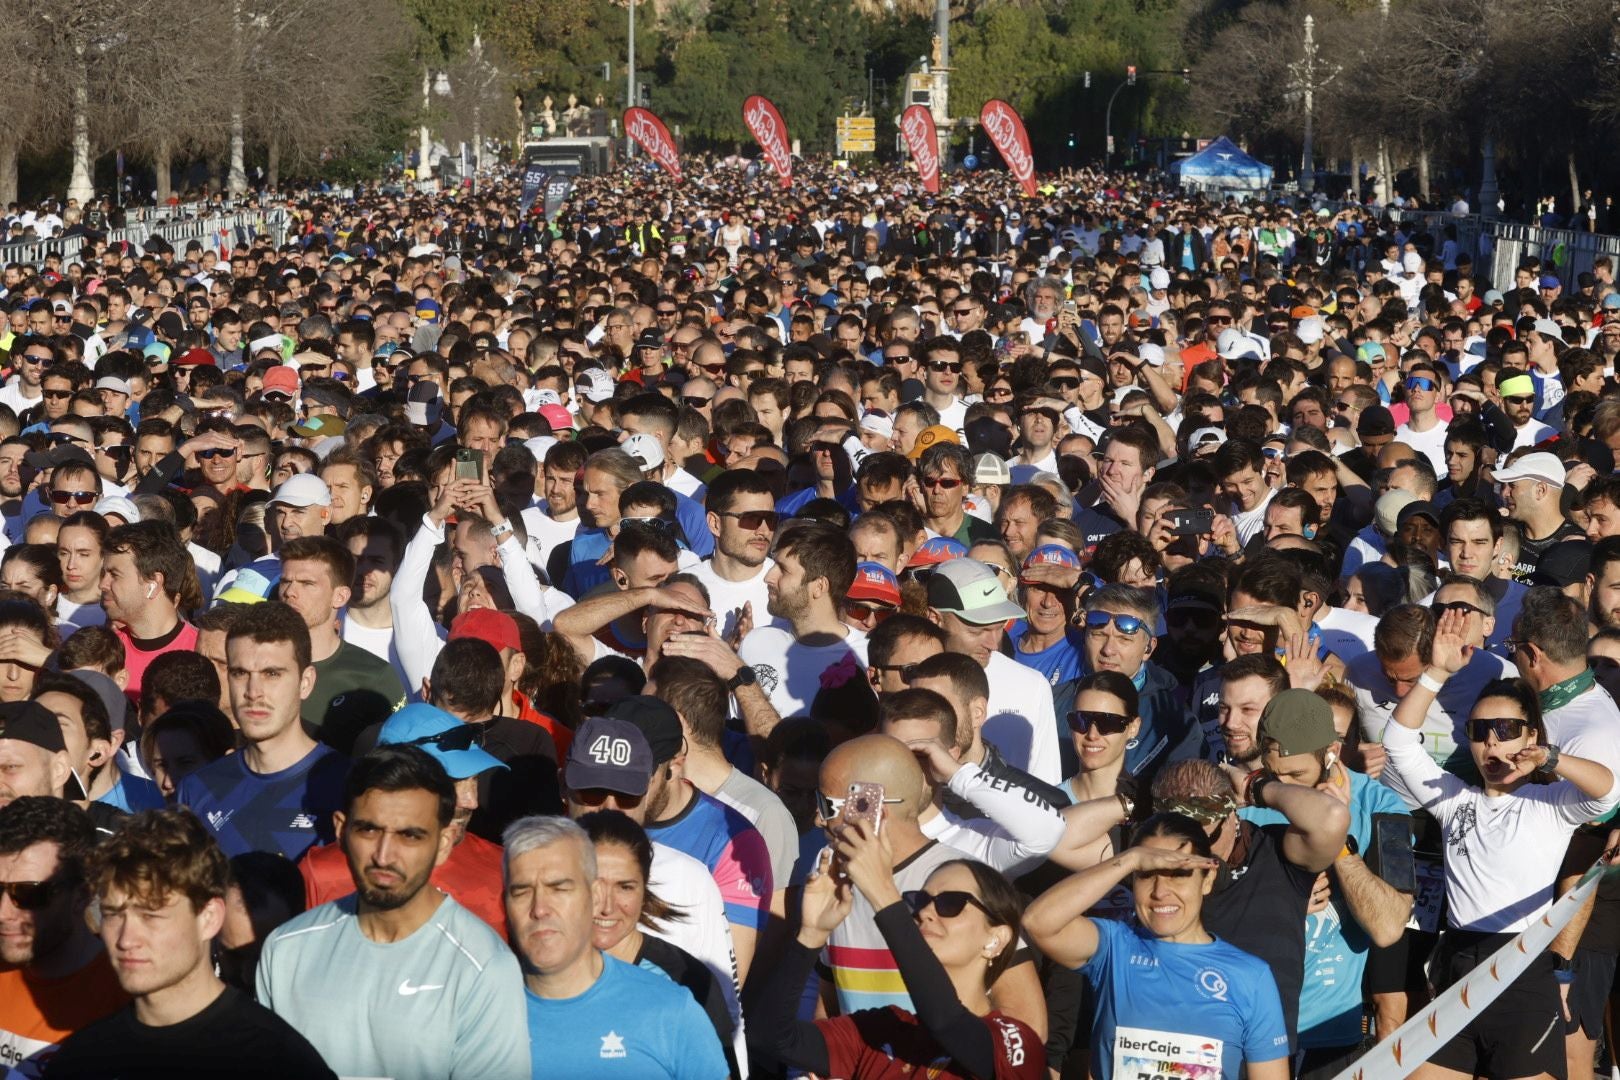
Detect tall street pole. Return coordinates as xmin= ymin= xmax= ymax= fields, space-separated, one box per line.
xmin=626 ymin=0 xmax=636 ymax=158
xmin=1300 ymin=15 xmax=1315 ymax=193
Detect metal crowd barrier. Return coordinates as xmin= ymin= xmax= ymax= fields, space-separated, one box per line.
xmin=0 ymin=206 xmax=291 ymax=268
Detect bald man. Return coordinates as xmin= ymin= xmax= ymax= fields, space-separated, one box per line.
xmin=816 ymin=735 xmax=1048 ymax=1038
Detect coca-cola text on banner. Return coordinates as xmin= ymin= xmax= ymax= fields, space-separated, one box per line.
xmin=623 ymin=108 xmax=682 ymax=182
xmin=743 ymin=95 xmax=793 ymax=190
xmin=900 ymin=105 xmax=940 ymax=195
xmin=979 ymin=99 xmax=1037 ymax=198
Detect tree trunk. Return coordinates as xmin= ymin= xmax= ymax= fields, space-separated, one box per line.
xmin=1375 ymin=138 xmax=1391 ymax=207
xmin=1418 ymin=143 xmax=1431 ymax=204
xmin=1569 ymin=151 xmax=1581 ymax=229
xmin=154 ymin=138 xmax=173 ymax=204
xmin=0 ymin=138 xmax=17 ymax=208
xmin=267 ymin=138 xmax=280 ymax=190
xmin=419 ymin=66 xmax=433 ymax=179
xmin=67 ymin=51 xmax=94 ymax=206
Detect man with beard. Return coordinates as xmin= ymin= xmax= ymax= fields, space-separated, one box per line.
xmin=0 ymin=797 xmax=128 ymax=1075
xmin=257 ymin=746 xmax=528 ymax=1079
xmin=693 ymin=470 xmax=777 ymax=642
xmin=298 ymin=703 xmax=510 ymax=936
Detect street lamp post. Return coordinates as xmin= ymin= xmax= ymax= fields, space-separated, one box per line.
xmin=625 ymin=0 xmax=636 ymax=158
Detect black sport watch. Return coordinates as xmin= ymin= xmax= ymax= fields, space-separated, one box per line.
xmin=726 ymin=666 xmax=758 ymax=691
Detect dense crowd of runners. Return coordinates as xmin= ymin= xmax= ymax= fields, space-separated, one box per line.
xmin=0 ymin=155 xmax=1618 ymax=1079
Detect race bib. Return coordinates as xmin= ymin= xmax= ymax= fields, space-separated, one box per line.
xmin=1405 ymin=853 xmax=1445 ymax=933
xmin=1111 ymin=1025 xmax=1224 ymax=1080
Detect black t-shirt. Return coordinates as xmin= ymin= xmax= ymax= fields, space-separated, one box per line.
xmin=46 ymin=985 xmax=336 ymax=1079
xmin=1513 ymin=519 xmax=1584 ymax=583
xmin=1201 ymin=822 xmax=1317 ymax=1049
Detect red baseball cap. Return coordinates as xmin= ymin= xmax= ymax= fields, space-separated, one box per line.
xmin=174 ymin=348 xmax=217 ymax=368
xmin=262 ymin=366 xmax=299 ymax=397
xmin=449 ymin=608 xmax=522 ymax=653
xmin=538 ymin=404 xmax=574 ymax=433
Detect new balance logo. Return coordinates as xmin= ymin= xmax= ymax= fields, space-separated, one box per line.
xmin=289 ymin=813 xmax=317 ymax=829
xmin=398 ymin=980 xmax=445 ymax=996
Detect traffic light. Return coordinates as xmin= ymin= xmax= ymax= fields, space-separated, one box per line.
xmin=1067 ymin=132 xmax=1076 ymax=148
xmin=1127 ymin=65 xmax=1137 ymax=85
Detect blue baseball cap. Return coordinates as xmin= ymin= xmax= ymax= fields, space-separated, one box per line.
xmin=377 ymin=703 xmax=507 ymax=780
xmin=414 ymin=298 xmax=442 ymax=323
xmin=1021 ymin=544 xmax=1081 ymax=581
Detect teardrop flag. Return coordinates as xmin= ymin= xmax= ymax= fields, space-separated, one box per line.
xmin=979 ymin=99 xmax=1037 ymax=197
xmin=743 ymin=95 xmax=792 ymax=189
xmin=624 ymin=108 xmax=682 ymax=182
xmin=901 ymin=105 xmax=940 ymax=194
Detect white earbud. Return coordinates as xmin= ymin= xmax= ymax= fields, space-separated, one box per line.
xmin=145 ymin=583 xmax=156 ymax=599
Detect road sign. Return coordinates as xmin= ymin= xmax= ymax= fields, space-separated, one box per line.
xmin=837 ymin=115 xmax=876 ymax=154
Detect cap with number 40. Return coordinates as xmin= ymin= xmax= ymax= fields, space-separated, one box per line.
xmin=564 ymin=716 xmax=654 ymax=796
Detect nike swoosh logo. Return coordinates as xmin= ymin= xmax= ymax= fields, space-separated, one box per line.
xmin=398 ymin=980 xmax=445 ymax=996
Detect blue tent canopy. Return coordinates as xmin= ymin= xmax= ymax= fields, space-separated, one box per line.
xmin=1171 ymin=136 xmax=1274 ymax=193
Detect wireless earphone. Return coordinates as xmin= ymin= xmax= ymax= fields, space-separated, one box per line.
xmin=145 ymin=583 xmax=156 ymax=599
xmin=1324 ymin=750 xmax=1338 ymax=769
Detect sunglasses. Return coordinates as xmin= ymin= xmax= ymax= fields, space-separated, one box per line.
xmin=1504 ymin=395 xmax=1535 ymax=406
xmin=656 ymin=308 xmax=678 ymax=317
xmin=20 ymin=353 xmax=50 ymax=366
xmin=1066 ymin=710 xmax=1134 ymax=736
xmin=1334 ymin=401 xmax=1355 ymax=411
xmin=1405 ymin=377 xmax=1438 ymax=392
xmin=1434 ymin=600 xmax=1486 ymax=618
xmin=0 ymin=880 xmax=57 ymax=910
xmin=621 ymin=516 xmax=675 ymax=533
xmin=50 ymin=490 xmax=97 ymax=506
xmin=571 ymin=787 xmax=643 ymax=809
xmin=903 ymin=889 xmax=995 ymax=921
xmin=883 ymin=354 xmax=912 ymax=365
xmin=720 ymin=509 xmax=779 ymax=531
xmin=196 ymin=448 xmax=236 ymax=461
xmin=1206 ymin=315 xmax=1233 ymax=325
xmin=1261 ymin=447 xmax=1286 ymax=460
xmin=1083 ymin=610 xmax=1151 ymax=636
xmin=42 ymin=389 xmax=73 ymax=401
xmin=925 ymin=360 xmax=961 ymax=373
xmin=406 ymin=724 xmax=483 ymax=752
xmin=816 ymin=789 xmax=904 ymax=821
xmin=1049 ymin=377 xmax=1080 ymax=390
xmin=683 ymin=396 xmax=712 ymax=408
xmin=1465 ymin=717 xmax=1530 ymax=743
xmin=846 ymin=600 xmax=897 ymax=624
xmin=919 ymin=475 xmax=966 ymax=492
xmin=97 ymin=444 xmax=133 ymax=459
xmin=952 ymin=308 xmax=975 ymax=317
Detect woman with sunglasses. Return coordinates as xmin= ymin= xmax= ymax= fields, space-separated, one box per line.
xmin=1385 ymin=609 xmax=1618 ymax=1080
xmin=579 ymin=810 xmax=741 ymax=1078
xmin=1056 ymin=672 xmax=1142 ymax=840
xmin=1025 ymin=813 xmax=1289 ymax=1080
xmin=751 ymin=822 xmax=1042 ymax=1079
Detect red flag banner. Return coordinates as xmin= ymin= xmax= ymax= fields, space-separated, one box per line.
xmin=900 ymin=105 xmax=941 ymax=194
xmin=624 ymin=108 xmax=682 ymax=182
xmin=743 ymin=95 xmax=792 ymax=189
xmin=979 ymin=99 xmax=1037 ymax=197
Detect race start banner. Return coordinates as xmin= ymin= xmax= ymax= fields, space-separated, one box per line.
xmin=542 ymin=174 xmax=574 ymax=220
xmin=743 ymin=95 xmax=792 ymax=189
xmin=979 ymin=99 xmax=1037 ymax=197
xmin=624 ymin=108 xmax=682 ymax=182
xmin=900 ymin=105 xmax=940 ymax=194
xmin=518 ymin=164 xmax=548 ymax=216
xmin=1331 ymin=854 xmax=1613 ymax=1080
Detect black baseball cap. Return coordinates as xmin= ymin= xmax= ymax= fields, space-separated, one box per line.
xmin=1357 ymin=405 xmax=1396 ymax=438
xmin=1531 ymin=539 xmax=1593 ymax=588
xmin=0 ymin=700 xmax=87 ymax=799
xmin=608 ymin=696 xmax=684 ymax=764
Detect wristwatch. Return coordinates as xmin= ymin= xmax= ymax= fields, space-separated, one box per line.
xmin=1538 ymin=744 xmax=1562 ymax=776
xmin=489 ymin=519 xmax=514 ymax=541
xmin=726 ymin=666 xmax=757 ymax=691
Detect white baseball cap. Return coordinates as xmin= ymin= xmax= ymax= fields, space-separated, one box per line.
xmin=1493 ymin=452 xmax=1566 ymax=488
xmin=1148 ymin=268 xmax=1170 ymax=291
xmin=269 ymin=473 xmax=332 ymax=508
xmin=622 ymin=433 xmax=665 ymax=472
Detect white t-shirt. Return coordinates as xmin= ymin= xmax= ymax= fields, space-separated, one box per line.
xmin=737 ymin=624 xmax=868 ymax=719
xmin=521 ymin=504 xmax=580 ymax=574
xmin=1395 ymin=420 xmax=1448 ymax=475
xmin=1513 ymin=418 xmax=1555 ymax=449
xmin=936 ymin=398 xmax=968 ymax=440
xmin=1314 ymin=605 xmax=1379 ymax=661
xmin=690 ymin=558 xmax=773 ymax=642
xmin=667 ymin=467 xmax=707 ymax=501
xmin=648 ymin=841 xmax=746 ymax=1073
xmin=983 ymin=651 xmax=1061 ymax=786
xmin=0 ymin=378 xmax=41 ymax=417
xmin=1543 ymin=683 xmax=1620 ymax=778
xmin=56 ymin=596 xmax=106 ymax=637
xmin=342 ymin=617 xmax=411 ymax=696
xmin=1230 ymin=487 xmax=1276 ymax=547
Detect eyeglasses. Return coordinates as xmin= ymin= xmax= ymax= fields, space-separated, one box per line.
xmin=902 ymin=889 xmax=995 ymax=921
xmin=50 ymin=490 xmax=97 ymax=506
xmin=1434 ymin=600 xmax=1486 ymax=618
xmin=1066 ymin=710 xmax=1134 ymax=736
xmin=196 ymin=448 xmax=236 ymax=461
xmin=406 ymin=724 xmax=482 ymax=752
xmin=720 ymin=509 xmax=779 ymax=531
xmin=816 ymin=790 xmax=904 ymax=821
xmin=921 ymin=475 xmax=964 ymax=490
xmin=682 ymin=396 xmax=712 ymax=408
xmin=572 ymin=787 xmax=643 ymax=809
xmin=0 ymin=880 xmax=57 ymax=910
xmin=1405 ymin=377 xmax=1438 ymax=392
xmin=1465 ymin=717 xmax=1530 ymax=743
xmin=925 ymin=360 xmax=961 ymax=373
xmin=1083 ymin=610 xmax=1151 ymax=636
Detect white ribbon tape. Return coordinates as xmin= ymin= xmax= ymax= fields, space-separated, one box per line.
xmin=1332 ymin=856 xmax=1610 ymax=1080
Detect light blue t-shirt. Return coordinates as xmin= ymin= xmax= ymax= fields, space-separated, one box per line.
xmin=257 ymin=892 xmax=529 ymax=1080
xmin=1242 ymin=768 xmax=1410 ymax=1048
xmin=1006 ymin=622 xmax=1086 ymax=687
xmin=1080 ymin=917 xmax=1289 ymax=1080
xmin=524 ymin=954 xmax=728 ymax=1079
